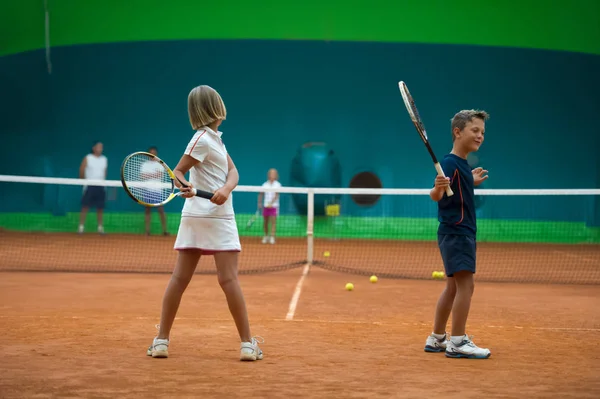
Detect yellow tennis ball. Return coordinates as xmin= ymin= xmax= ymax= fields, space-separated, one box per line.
xmin=323 ymin=251 xmax=330 ymax=257
xmin=370 ymin=275 xmax=378 ymax=283
xmin=345 ymin=283 xmax=354 ymax=291
xmin=432 ymin=271 xmax=438 ymax=279
xmin=436 ymin=271 xmax=445 ymax=279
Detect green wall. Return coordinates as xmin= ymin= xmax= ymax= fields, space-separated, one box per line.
xmin=2 ymin=0 xmax=600 ymax=56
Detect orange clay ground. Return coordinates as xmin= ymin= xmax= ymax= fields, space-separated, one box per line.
xmin=1 ymin=268 xmax=599 ymax=399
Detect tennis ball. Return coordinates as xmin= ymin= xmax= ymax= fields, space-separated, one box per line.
xmin=345 ymin=283 xmax=354 ymax=291
xmin=436 ymin=271 xmax=445 ymax=279
xmin=323 ymin=251 xmax=330 ymax=257
xmin=370 ymin=275 xmax=378 ymax=283
xmin=432 ymin=271 xmax=438 ymax=279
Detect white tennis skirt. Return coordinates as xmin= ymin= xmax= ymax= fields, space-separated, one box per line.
xmin=174 ymin=216 xmax=241 ymax=254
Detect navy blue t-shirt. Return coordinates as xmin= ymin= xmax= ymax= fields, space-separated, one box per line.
xmin=437 ymin=154 xmax=477 ymax=237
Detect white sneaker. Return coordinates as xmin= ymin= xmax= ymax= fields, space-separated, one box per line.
xmin=261 ymin=236 xmax=268 ymax=244
xmin=240 ymin=337 xmax=264 ymax=361
xmin=98 ymin=225 xmax=105 ymax=234
xmin=424 ymin=333 xmax=448 ymax=353
xmin=445 ymin=335 xmax=491 ymax=359
xmin=147 ymin=337 xmax=169 ymax=358
xmin=78 ymin=225 xmax=84 ymax=234
xmin=269 ymin=236 xmax=275 ymax=244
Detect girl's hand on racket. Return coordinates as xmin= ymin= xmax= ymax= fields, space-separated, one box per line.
xmin=211 ymin=187 xmax=231 ymax=205
xmin=434 ymin=175 xmax=450 ymax=189
xmin=179 ymin=184 xmax=196 ymax=198
xmin=472 ymin=167 xmax=489 ymax=186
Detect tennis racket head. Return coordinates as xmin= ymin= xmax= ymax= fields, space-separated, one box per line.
xmin=398 ymin=81 xmax=452 ymax=196
xmin=398 ymin=81 xmax=428 ymax=143
xmin=120 ymin=151 xmax=176 ymax=207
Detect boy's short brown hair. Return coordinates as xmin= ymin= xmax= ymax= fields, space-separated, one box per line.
xmin=451 ymin=110 xmax=489 ymax=140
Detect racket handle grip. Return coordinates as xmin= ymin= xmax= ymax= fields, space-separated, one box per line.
xmin=434 ymin=162 xmax=454 ymax=197
xmin=193 ymin=188 xmax=214 ymax=200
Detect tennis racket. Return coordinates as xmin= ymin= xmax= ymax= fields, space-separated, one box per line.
xmin=120 ymin=151 xmax=213 ymax=207
xmin=398 ymin=81 xmax=454 ymax=197
xmin=246 ymin=209 xmax=260 ymax=229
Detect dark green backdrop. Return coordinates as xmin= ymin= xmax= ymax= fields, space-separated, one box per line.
xmin=0 ymin=1 xmax=598 ymax=228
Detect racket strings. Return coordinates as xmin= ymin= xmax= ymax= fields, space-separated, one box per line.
xmin=406 ymin=92 xmax=426 ymax=132
xmin=123 ymin=154 xmax=173 ymax=205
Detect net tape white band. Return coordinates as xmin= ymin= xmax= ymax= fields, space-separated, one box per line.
xmin=1 ymin=175 xmax=599 ymax=196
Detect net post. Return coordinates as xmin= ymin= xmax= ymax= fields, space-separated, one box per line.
xmin=306 ymin=190 xmax=315 ymax=264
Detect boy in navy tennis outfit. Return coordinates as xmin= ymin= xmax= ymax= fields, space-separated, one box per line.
xmin=424 ymin=110 xmax=491 ymax=359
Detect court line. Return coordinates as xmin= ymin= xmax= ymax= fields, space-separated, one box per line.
xmin=2 ymin=315 xmax=598 ymax=332
xmin=285 ymin=263 xmax=311 ymax=321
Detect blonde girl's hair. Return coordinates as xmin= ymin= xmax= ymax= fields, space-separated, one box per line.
xmin=188 ymin=85 xmax=227 ymax=130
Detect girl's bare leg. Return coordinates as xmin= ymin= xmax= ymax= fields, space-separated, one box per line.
xmin=157 ymin=250 xmax=201 ymax=339
xmin=214 ymin=251 xmax=251 ymax=342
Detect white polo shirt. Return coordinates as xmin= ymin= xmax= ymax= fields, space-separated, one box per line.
xmin=84 ymin=154 xmax=107 ymax=180
xmin=140 ymin=160 xmax=164 ymax=192
xmin=182 ymin=127 xmax=234 ymax=217
xmin=262 ymin=180 xmax=282 ymax=208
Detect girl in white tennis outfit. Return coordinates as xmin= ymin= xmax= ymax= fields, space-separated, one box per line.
xmin=147 ymin=85 xmax=263 ymax=361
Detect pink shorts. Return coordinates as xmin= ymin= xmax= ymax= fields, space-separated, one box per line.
xmin=263 ymin=207 xmax=278 ymax=217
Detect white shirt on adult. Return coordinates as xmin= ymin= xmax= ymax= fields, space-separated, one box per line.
xmin=140 ymin=160 xmax=164 ymax=192
xmin=84 ymin=154 xmax=107 ymax=180
xmin=182 ymin=126 xmax=234 ymax=217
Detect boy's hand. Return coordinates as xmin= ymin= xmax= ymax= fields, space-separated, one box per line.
xmin=472 ymin=167 xmax=489 ymax=186
xmin=434 ymin=175 xmax=450 ymax=188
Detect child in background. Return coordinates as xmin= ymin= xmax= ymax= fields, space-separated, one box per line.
xmin=258 ymin=168 xmax=281 ymax=244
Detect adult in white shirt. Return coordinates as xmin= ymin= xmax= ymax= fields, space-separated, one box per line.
xmin=146 ymin=85 xmax=262 ymax=362
xmin=140 ymin=146 xmax=169 ymax=236
xmin=257 ymin=168 xmax=281 ymax=244
xmin=78 ymin=141 xmax=107 ymax=234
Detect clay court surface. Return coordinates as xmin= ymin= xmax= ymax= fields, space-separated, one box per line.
xmin=1 ymin=232 xmax=600 ymax=398
xmin=1 ymin=267 xmax=599 ymax=398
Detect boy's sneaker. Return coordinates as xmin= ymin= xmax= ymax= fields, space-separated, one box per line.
xmin=261 ymin=236 xmax=268 ymax=244
xmin=424 ymin=333 xmax=448 ymax=353
xmin=240 ymin=337 xmax=264 ymax=361
xmin=269 ymin=236 xmax=275 ymax=245
xmin=147 ymin=337 xmax=169 ymax=358
xmin=445 ymin=335 xmax=491 ymax=359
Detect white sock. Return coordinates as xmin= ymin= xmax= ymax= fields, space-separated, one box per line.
xmin=432 ymin=332 xmax=446 ymax=340
xmin=451 ymin=335 xmax=466 ymax=345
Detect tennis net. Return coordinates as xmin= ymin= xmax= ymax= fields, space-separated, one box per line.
xmin=1 ymin=175 xmax=599 ymax=284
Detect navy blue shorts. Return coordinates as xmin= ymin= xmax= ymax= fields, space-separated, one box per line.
xmin=81 ymin=186 xmax=106 ymax=209
xmin=141 ymin=189 xmax=164 ymax=205
xmin=437 ymin=234 xmax=477 ymax=277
